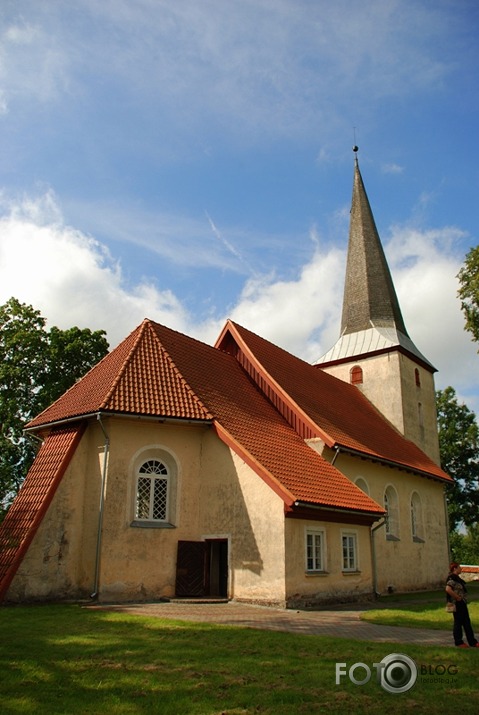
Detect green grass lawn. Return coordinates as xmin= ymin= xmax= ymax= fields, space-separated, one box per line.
xmin=361 ymin=582 xmax=479 ymax=631
xmin=1 ymin=602 xmax=479 ymax=715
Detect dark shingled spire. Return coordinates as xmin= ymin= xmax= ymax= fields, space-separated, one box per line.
xmin=316 ymin=150 xmax=435 ymax=371
xmin=341 ymin=156 xmax=409 ymax=337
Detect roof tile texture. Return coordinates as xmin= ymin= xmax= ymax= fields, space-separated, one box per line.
xmin=0 ymin=425 xmax=84 ymax=599
xmin=227 ymin=321 xmax=450 ymax=483
xmin=28 ymin=321 xmax=212 ymax=428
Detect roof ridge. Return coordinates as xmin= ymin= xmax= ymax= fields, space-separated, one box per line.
xmin=143 ymin=320 xmax=213 ymax=419
xmin=224 ymin=320 xmax=332 ymax=444
xmin=100 ymin=319 xmax=149 ymax=409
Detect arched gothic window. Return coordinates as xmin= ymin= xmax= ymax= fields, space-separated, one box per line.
xmin=384 ymin=486 xmax=400 ymax=540
xmin=136 ymin=459 xmax=170 ymax=522
xmin=411 ymin=492 xmax=424 ymax=542
xmin=355 ymin=477 xmax=369 ymax=495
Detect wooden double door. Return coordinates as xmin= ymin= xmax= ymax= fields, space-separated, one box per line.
xmin=175 ymin=539 xmax=228 ymax=598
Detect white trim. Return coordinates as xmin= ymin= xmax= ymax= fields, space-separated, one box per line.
xmin=341 ymin=529 xmax=359 ymax=572
xmin=305 ymin=527 xmax=327 ymax=573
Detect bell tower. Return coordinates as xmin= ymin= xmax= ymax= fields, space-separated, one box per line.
xmin=316 ymin=149 xmax=440 ymax=464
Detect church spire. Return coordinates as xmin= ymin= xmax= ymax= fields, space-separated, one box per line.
xmin=341 ymin=153 xmax=408 ymax=337
xmin=316 ymin=149 xmax=439 ymax=462
xmin=317 ymin=148 xmax=434 ymax=371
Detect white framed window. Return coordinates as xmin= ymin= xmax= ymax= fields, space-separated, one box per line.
xmin=384 ymin=486 xmax=400 ymax=540
xmin=411 ymin=491 xmax=424 ymax=542
xmin=305 ymin=529 xmax=326 ymax=572
xmin=136 ymin=459 xmax=169 ymax=521
xmin=342 ymin=531 xmax=358 ymax=572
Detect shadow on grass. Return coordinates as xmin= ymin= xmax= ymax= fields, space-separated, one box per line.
xmin=2 ymin=604 xmax=479 ymax=714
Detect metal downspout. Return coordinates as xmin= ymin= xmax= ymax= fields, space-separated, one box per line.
xmin=331 ymin=445 xmax=341 ymax=466
xmin=91 ymin=414 xmax=110 ymax=600
xmin=371 ymin=518 xmax=387 ymax=598
xmin=443 ymin=489 xmax=451 ymax=561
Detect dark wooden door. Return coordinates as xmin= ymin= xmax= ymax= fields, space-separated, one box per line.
xmin=175 ymin=541 xmax=208 ymax=597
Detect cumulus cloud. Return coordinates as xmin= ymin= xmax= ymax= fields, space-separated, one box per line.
xmin=1 ymin=190 xmax=477 ymax=412
xmin=0 ymin=192 xmax=191 ymax=346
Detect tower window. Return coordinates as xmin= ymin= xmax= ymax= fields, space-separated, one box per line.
xmin=415 ymin=368 xmax=421 ymax=387
xmin=350 ymin=365 xmax=363 ymax=385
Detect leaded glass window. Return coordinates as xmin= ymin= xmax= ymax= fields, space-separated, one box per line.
xmin=136 ymin=459 xmax=169 ymax=521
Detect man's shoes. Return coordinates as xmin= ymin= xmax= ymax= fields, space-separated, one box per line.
xmin=457 ymin=643 xmax=469 ymax=648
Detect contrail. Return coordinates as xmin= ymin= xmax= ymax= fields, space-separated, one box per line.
xmin=205 ymin=211 xmax=257 ymax=276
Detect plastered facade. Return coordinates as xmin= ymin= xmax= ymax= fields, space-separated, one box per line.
xmin=320 ymin=352 xmax=441 ymax=464
xmin=8 ymin=418 xmax=287 ymax=605
xmin=330 ymin=452 xmax=449 ymax=593
xmin=8 ymin=411 xmax=448 ymax=605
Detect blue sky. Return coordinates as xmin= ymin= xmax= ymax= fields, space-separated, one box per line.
xmin=1 ymin=0 xmax=479 ymax=410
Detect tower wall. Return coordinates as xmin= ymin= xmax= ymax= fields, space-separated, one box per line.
xmin=320 ymin=352 xmax=440 ymax=465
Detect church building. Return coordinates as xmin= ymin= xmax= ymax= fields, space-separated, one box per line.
xmin=0 ymin=153 xmax=451 ymax=607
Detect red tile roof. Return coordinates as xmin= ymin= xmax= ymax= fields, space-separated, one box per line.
xmin=0 ymin=425 xmax=84 ymax=601
xmin=217 ymin=320 xmax=451 ymax=483
xmin=148 ymin=322 xmax=383 ymax=515
xmin=26 ymin=319 xmax=384 ymax=516
xmin=27 ymin=320 xmax=212 ymax=429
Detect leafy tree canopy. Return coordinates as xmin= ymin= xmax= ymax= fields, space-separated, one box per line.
xmin=0 ymin=297 xmax=109 ymax=516
xmin=436 ymin=386 xmax=479 ymax=531
xmin=458 ymin=245 xmax=479 ymax=347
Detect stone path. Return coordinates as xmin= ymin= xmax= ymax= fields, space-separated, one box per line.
xmin=89 ymin=600 xmax=452 ymax=647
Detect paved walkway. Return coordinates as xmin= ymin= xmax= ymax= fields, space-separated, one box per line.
xmin=89 ymin=600 xmax=452 ymax=647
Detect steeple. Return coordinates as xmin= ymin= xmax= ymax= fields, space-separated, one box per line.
xmin=316 ymin=149 xmax=440 ymax=463
xmin=318 ymin=149 xmax=434 ymax=371
xmin=341 ymin=153 xmax=408 ymax=337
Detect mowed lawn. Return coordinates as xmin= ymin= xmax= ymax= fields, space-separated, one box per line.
xmin=1 ymin=599 xmax=479 ymax=715
xmin=362 ymin=582 xmax=479 ymax=631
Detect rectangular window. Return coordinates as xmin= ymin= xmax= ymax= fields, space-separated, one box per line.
xmin=306 ymin=529 xmax=325 ymax=572
xmin=342 ymin=532 xmax=358 ymax=572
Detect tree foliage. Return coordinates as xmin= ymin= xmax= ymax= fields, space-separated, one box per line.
xmin=457 ymin=245 xmax=479 ymax=347
xmin=436 ymin=386 xmax=479 ymax=531
xmin=0 ymin=298 xmax=109 ymax=516
xmin=450 ymin=525 xmax=479 ymax=564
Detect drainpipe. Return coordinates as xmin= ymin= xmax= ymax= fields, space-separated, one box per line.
xmin=331 ymin=445 xmax=341 ymax=466
xmin=91 ymin=414 xmax=110 ymax=600
xmin=371 ymin=518 xmax=387 ymax=598
xmin=443 ymin=489 xmax=451 ymax=561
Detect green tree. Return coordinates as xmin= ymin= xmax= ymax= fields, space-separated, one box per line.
xmin=458 ymin=245 xmax=479 ymax=346
xmin=450 ymin=525 xmax=479 ymax=564
xmin=436 ymin=386 xmax=479 ymax=531
xmin=0 ymin=297 xmax=109 ymax=516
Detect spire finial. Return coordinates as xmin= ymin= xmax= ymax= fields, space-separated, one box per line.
xmin=353 ymin=144 xmax=359 ymax=154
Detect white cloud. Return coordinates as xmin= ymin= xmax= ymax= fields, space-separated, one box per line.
xmin=0 ymin=190 xmax=477 ymax=413
xmin=386 ymin=225 xmax=479 ymax=406
xmin=0 ymin=192 xmax=191 ymax=346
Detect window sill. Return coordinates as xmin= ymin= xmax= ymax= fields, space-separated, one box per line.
xmin=342 ymin=570 xmax=361 ymax=575
xmin=413 ymin=536 xmax=425 ymax=543
xmin=305 ymin=570 xmax=329 ymax=577
xmin=130 ymin=520 xmax=176 ymax=529
xmin=386 ymin=534 xmax=400 ymax=542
